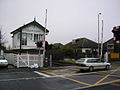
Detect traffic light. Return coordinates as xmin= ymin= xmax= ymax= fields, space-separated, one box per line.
xmin=112 ymin=26 xmax=120 ymax=41
xmin=35 ymin=41 xmax=43 ymax=48
xmin=114 ymin=33 xmax=120 ymax=41
xmin=112 ymin=26 xmax=120 ymax=53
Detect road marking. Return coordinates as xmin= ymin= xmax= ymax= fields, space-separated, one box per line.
xmin=41 ymin=67 xmax=120 ymax=88
xmin=42 ymin=70 xmax=92 ymax=86
xmin=60 ymin=76 xmax=92 ymax=86
xmin=49 ymin=69 xmax=70 ymax=72
xmin=110 ymin=75 xmax=120 ymax=78
xmin=95 ymin=66 xmax=120 ymax=85
xmin=34 ymin=71 xmax=51 ymax=77
xmin=71 ymin=79 xmax=120 ymax=90
xmin=62 ymin=71 xmax=77 ymax=75
xmin=98 ymin=79 xmax=120 ymax=85
xmin=0 ymin=72 xmax=30 ymax=75
xmin=111 ymin=83 xmax=120 ymax=87
xmin=67 ymin=74 xmax=103 ymax=78
xmin=0 ymin=77 xmax=45 ymax=82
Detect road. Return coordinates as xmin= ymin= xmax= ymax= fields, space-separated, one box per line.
xmin=0 ymin=66 xmax=120 ymax=90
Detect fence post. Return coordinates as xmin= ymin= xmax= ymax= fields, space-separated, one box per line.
xmin=40 ymin=55 xmax=44 ymax=67
xmin=50 ymin=55 xmax=52 ymax=67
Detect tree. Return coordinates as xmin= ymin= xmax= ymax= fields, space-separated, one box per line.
xmin=0 ymin=27 xmax=7 ymax=55
xmin=0 ymin=27 xmax=7 ymax=46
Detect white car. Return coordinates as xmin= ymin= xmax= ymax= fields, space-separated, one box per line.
xmin=76 ymin=58 xmax=111 ymax=71
xmin=0 ymin=56 xmax=8 ymax=67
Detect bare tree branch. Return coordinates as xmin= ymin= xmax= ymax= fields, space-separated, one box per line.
xmin=0 ymin=27 xmax=8 ymax=46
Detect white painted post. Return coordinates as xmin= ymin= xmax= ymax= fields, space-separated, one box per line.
xmin=104 ymin=52 xmax=108 ymax=62
xmin=39 ymin=55 xmax=44 ymax=67
xmin=27 ymin=54 xmax=29 ymax=68
xmin=17 ymin=54 xmax=19 ymax=68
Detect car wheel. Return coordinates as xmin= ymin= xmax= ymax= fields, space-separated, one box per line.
xmin=89 ymin=66 xmax=94 ymax=72
xmin=105 ymin=65 xmax=110 ymax=70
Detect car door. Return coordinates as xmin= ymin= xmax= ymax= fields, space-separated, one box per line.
xmin=93 ymin=59 xmax=105 ymax=69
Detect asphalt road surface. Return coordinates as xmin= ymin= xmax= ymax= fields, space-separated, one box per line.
xmin=0 ymin=66 xmax=120 ymax=90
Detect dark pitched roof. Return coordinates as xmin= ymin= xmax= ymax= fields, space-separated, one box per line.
xmin=11 ymin=20 xmax=49 ymax=34
xmin=104 ymin=38 xmax=114 ymax=45
xmin=65 ymin=38 xmax=98 ymax=48
xmin=103 ymin=38 xmax=114 ymax=50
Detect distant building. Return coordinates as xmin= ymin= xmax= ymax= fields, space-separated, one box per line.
xmin=11 ymin=19 xmax=49 ymax=51
xmin=103 ymin=38 xmax=114 ymax=53
xmin=65 ymin=38 xmax=98 ymax=57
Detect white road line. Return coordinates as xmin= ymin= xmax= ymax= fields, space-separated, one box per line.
xmin=34 ymin=71 xmax=51 ymax=77
xmin=0 ymin=77 xmax=46 ymax=82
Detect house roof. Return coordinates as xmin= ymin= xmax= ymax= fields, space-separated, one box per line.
xmin=104 ymin=38 xmax=114 ymax=45
xmin=11 ymin=19 xmax=49 ymax=34
xmin=65 ymin=38 xmax=98 ymax=48
xmin=103 ymin=38 xmax=114 ymax=50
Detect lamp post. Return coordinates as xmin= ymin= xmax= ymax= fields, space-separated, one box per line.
xmin=43 ymin=9 xmax=47 ymax=67
xmin=98 ymin=13 xmax=101 ymax=57
xmin=100 ymin=20 xmax=104 ymax=60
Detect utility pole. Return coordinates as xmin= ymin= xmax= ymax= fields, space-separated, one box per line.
xmin=0 ymin=28 xmax=1 ymax=47
xmin=0 ymin=28 xmax=1 ymax=55
xmin=43 ymin=9 xmax=47 ymax=65
xmin=98 ymin=13 xmax=101 ymax=58
xmin=100 ymin=20 xmax=104 ymax=60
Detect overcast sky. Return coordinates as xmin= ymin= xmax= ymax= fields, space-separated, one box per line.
xmin=0 ymin=0 xmax=120 ymax=46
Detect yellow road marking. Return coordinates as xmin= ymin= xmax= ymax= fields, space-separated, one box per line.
xmin=60 ymin=76 xmax=92 ymax=86
xmin=95 ymin=66 xmax=120 ymax=85
xmin=48 ymin=69 xmax=70 ymax=72
xmin=42 ymin=71 xmax=92 ymax=86
xmin=111 ymin=83 xmax=120 ymax=87
xmin=73 ymin=79 xmax=120 ymax=90
xmin=42 ymin=71 xmax=58 ymax=76
xmin=98 ymin=79 xmax=120 ymax=86
xmin=42 ymin=67 xmax=120 ymax=87
xmin=110 ymin=75 xmax=120 ymax=78
xmin=67 ymin=75 xmax=103 ymax=78
xmin=61 ymin=71 xmax=77 ymax=75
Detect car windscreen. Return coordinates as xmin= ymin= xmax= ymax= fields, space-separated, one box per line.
xmin=0 ymin=56 xmax=5 ymax=60
xmin=77 ymin=59 xmax=85 ymax=62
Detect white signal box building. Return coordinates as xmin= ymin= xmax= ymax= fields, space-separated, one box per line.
xmin=11 ymin=19 xmax=49 ymax=50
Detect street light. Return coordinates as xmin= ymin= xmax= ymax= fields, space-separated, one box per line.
xmin=43 ymin=9 xmax=47 ymax=67
xmin=98 ymin=13 xmax=101 ymax=57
